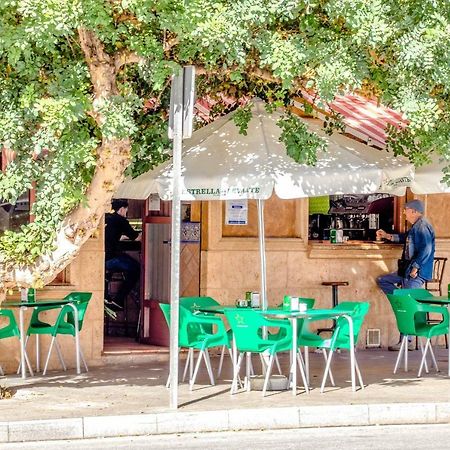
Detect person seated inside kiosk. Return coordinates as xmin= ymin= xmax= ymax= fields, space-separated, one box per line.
xmin=105 ymin=199 xmax=141 ymax=310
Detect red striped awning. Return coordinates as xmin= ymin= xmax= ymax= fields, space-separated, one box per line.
xmin=296 ymin=91 xmax=408 ymax=148
xmin=145 ymin=90 xmax=408 ymax=149
xmin=194 ymin=94 xmax=250 ymax=123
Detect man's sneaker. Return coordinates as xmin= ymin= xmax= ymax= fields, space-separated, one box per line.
xmin=388 ymin=341 xmax=415 ymax=351
xmin=104 ymin=298 xmax=123 ymax=312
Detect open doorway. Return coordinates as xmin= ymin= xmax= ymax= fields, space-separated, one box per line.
xmin=103 ymin=198 xmax=144 ymax=353
xmin=103 ymin=197 xmax=201 ymax=354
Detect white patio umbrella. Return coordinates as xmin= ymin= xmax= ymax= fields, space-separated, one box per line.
xmin=410 ymin=159 xmax=450 ymax=194
xmin=118 ymin=99 xmax=414 ymax=203
xmin=116 ymin=99 xmax=415 ymax=310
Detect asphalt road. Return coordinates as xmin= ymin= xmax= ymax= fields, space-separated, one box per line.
xmin=2 ymin=424 xmax=450 ymax=450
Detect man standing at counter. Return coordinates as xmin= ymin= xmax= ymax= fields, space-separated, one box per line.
xmin=376 ymin=199 xmax=435 ymax=350
xmin=105 ymin=199 xmax=141 ymax=309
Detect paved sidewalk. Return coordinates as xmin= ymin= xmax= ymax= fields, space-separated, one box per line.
xmin=1 ymin=349 xmax=450 ymax=443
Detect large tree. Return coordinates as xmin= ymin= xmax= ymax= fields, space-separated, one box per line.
xmin=1 ymin=0 xmax=449 ymax=296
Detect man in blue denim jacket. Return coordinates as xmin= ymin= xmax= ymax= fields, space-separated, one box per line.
xmin=376 ymin=199 xmax=435 ymax=350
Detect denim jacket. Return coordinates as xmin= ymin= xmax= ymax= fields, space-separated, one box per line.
xmin=392 ymin=217 xmax=435 ymax=280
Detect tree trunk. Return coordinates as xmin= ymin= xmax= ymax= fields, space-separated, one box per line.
xmin=0 ymin=29 xmax=131 ymax=300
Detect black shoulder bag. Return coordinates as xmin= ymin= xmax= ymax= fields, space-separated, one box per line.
xmin=397 ymin=232 xmax=410 ymax=278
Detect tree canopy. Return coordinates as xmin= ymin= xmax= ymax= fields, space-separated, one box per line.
xmin=0 ymin=0 xmax=449 ymax=292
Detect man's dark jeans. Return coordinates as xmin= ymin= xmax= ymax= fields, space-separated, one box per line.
xmin=377 ymin=271 xmax=425 ymax=295
xmin=105 ymin=254 xmax=140 ymax=306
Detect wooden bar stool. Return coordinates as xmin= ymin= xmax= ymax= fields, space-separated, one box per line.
xmin=317 ymin=281 xmax=349 ymax=335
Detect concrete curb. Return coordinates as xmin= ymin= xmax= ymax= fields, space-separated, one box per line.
xmin=2 ymin=402 xmax=450 ymax=443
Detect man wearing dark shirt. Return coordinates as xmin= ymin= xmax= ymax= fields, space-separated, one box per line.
xmin=105 ymin=199 xmax=141 ymax=308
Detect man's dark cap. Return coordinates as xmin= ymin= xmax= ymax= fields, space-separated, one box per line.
xmin=404 ymin=199 xmax=424 ymax=214
xmin=111 ymin=199 xmax=129 ymax=212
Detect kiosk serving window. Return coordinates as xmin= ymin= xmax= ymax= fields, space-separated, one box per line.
xmin=308 ymin=194 xmax=396 ymax=242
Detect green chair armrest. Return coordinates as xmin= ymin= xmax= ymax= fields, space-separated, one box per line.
xmin=189 ymin=314 xmax=223 ymax=325
xmin=33 ymin=304 xmax=63 ymax=312
xmin=261 ymin=317 xmax=290 ymax=330
xmin=187 ymin=315 xmax=227 ymax=335
xmin=421 ymin=305 xmax=449 ymax=316
xmin=52 ymin=304 xmax=75 ymax=329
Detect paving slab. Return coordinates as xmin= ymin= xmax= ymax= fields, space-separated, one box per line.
xmin=1 ymin=349 xmax=450 ymax=443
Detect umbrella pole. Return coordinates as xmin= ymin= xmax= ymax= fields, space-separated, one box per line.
xmin=169 ymin=74 xmax=183 ymax=410
xmin=257 ymin=199 xmax=267 ymax=311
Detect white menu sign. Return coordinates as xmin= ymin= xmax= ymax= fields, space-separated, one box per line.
xmin=225 ymin=200 xmax=248 ymax=225
xmin=148 ymin=193 xmax=161 ymax=211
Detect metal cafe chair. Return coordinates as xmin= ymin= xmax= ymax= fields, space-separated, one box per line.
xmin=425 ymin=257 xmax=447 ymax=296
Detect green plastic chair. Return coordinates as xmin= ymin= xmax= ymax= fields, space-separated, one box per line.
xmin=224 ymin=308 xmax=296 ymax=397
xmin=160 ymin=303 xmax=231 ymax=390
xmin=387 ymin=293 xmax=449 ymax=376
xmin=393 ymin=288 xmax=447 ymax=349
xmin=180 ymin=296 xmax=233 ymax=378
xmin=299 ymin=301 xmax=370 ymax=392
xmin=24 ymin=292 xmax=92 ymax=375
xmin=0 ymin=309 xmax=33 ymax=376
xmin=393 ymin=288 xmax=433 ymax=351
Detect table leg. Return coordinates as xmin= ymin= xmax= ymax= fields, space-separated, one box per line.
xmin=344 ymin=314 xmax=356 ymax=392
xmin=246 ymin=352 xmax=251 ymax=391
xmin=231 ymin=335 xmax=237 ymax=394
xmin=68 ymin=303 xmax=80 ymax=374
xmin=19 ymin=306 xmax=27 ymax=379
xmin=448 ymin=328 xmax=450 ymax=377
xmin=332 ymin=286 xmax=338 ymax=307
xmin=36 ymin=335 xmax=40 ymax=373
xmin=304 ymin=346 xmax=309 ymax=386
xmin=291 ymin=318 xmax=297 ymax=396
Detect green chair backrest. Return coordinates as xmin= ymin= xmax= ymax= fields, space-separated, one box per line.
xmin=180 ymin=297 xmax=220 ymax=334
xmin=50 ymin=292 xmax=92 ymax=336
xmin=224 ymin=308 xmax=291 ymax=354
xmin=0 ymin=310 xmax=20 ymax=339
xmin=331 ymin=301 xmax=370 ymax=350
xmin=159 ymin=302 xmax=170 ymax=326
xmin=300 ymin=298 xmax=315 ymax=309
xmin=387 ymin=293 xmax=423 ymax=336
xmin=180 ymin=296 xmax=219 ymax=310
xmin=392 ymin=289 xmax=431 ymax=327
xmin=277 ymin=297 xmax=315 ymax=309
xmin=63 ymin=292 xmax=92 ymax=332
xmin=393 ymin=288 xmax=433 ymax=299
xmin=160 ymin=303 xmax=228 ymax=349
xmin=160 ymin=303 xmax=188 ymax=346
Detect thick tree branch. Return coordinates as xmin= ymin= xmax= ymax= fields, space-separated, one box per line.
xmin=114 ymin=50 xmax=146 ymax=74
xmin=195 ymin=63 xmax=307 ymax=94
xmin=78 ymin=27 xmax=118 ymax=101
